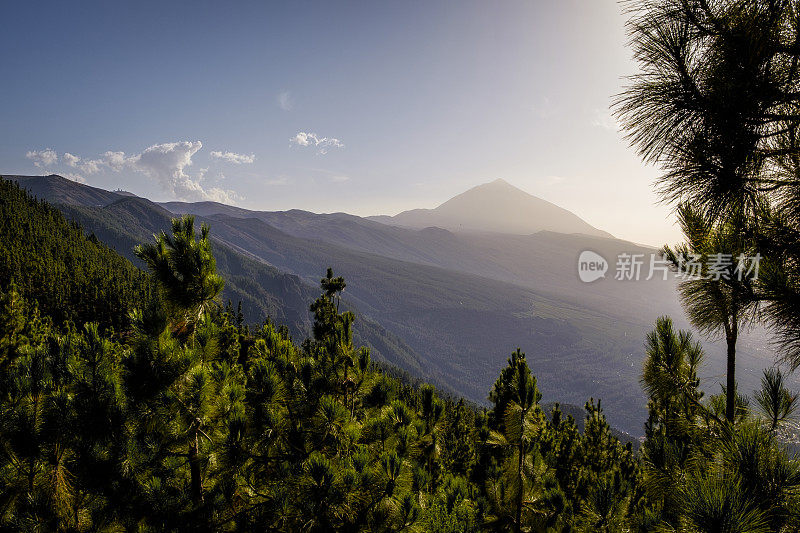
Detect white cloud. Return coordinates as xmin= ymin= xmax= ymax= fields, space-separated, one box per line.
xmin=132 ymin=141 xmax=238 ymax=202
xmin=130 ymin=141 xmax=240 ymax=203
xmin=80 ymin=159 xmax=102 ymax=174
xmin=64 ymin=152 xmax=103 ymax=174
xmin=26 ymin=148 xmax=58 ymax=168
xmin=210 ymin=150 xmax=255 ymax=164
xmin=330 ymin=175 xmax=350 ymax=183
xmin=291 ymin=132 xmax=312 ymax=147
xmin=30 ymin=142 xmax=241 ymax=204
xmin=277 ymin=91 xmax=294 ymax=111
xmin=200 ymin=187 xmax=240 ymax=204
xmin=290 ymin=131 xmax=344 ymax=154
xmin=101 ymin=151 xmax=133 ymax=171
xmin=63 ymin=152 xmax=81 ymax=167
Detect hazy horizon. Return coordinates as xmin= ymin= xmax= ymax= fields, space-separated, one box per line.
xmin=1 ymin=0 xmax=678 ymax=247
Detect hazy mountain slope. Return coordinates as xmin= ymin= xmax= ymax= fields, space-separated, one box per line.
xmin=368 ymin=178 xmax=612 ymax=237
xmin=54 ymin=197 xmax=429 ymax=380
xmin=160 ymin=197 xmax=686 ymax=326
xmin=162 ymin=201 xmax=671 ymax=318
xmin=161 ymin=200 xmax=255 ymax=218
xmin=161 ymin=203 xmax=463 ymax=266
xmin=5 ymin=175 xmax=428 ymax=379
xmin=197 ymin=212 xmax=660 ymax=432
xmin=59 ymin=197 xmax=312 ymax=329
xmin=9 ymin=174 xmax=125 ymax=206
xmin=159 ymin=191 xmax=669 ymax=319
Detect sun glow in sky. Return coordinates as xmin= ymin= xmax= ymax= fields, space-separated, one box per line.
xmin=1 ymin=0 xmax=679 ymax=246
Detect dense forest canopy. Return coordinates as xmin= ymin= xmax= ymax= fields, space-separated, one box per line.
xmin=0 ymin=179 xmax=153 ymax=332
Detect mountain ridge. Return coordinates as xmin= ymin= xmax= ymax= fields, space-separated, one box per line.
xmin=8 ymin=174 xmax=126 ymax=206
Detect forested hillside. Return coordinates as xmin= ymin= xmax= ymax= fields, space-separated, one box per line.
xmin=59 ymin=195 xmax=315 ymax=334
xmin=2 ymin=180 xmax=799 ymax=530
xmin=53 ymin=192 xmax=431 ymax=386
xmin=0 ymin=179 xmax=152 ymax=332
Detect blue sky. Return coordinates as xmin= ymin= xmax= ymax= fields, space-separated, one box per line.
xmin=0 ymin=0 xmax=676 ymax=245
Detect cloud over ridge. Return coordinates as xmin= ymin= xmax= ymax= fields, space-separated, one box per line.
xmin=26 ymin=148 xmax=58 ymax=168
xmin=28 ymin=142 xmax=240 ymax=204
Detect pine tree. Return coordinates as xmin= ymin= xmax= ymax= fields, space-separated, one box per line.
xmin=485 ymin=349 xmax=551 ymax=532
xmin=135 ymin=215 xmax=224 ymax=334
xmin=663 ymin=204 xmax=760 ymax=422
xmin=754 ymin=368 xmax=798 ymax=432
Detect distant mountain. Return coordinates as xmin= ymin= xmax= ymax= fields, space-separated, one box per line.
xmin=368 ymin=178 xmax=612 ymax=238
xmin=158 ymin=197 xmax=664 ymax=322
xmin=6 ymin=174 xmax=790 ymax=435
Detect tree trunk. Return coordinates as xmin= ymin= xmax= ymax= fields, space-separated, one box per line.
xmin=515 ymin=421 xmax=524 ymax=533
xmin=725 ymin=334 xmax=736 ymax=423
xmin=189 ymin=431 xmax=202 ymax=505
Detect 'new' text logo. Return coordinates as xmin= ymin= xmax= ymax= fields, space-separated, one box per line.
xmin=578 ymin=251 xmax=608 ymax=283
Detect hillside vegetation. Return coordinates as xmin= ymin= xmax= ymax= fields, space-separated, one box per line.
xmin=0 ymin=179 xmax=152 ymax=332
xmin=55 ymin=193 xmax=431 ymax=386
xmin=1 ymin=182 xmax=799 ymax=531
xmin=0 ymin=184 xmax=638 ymax=530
